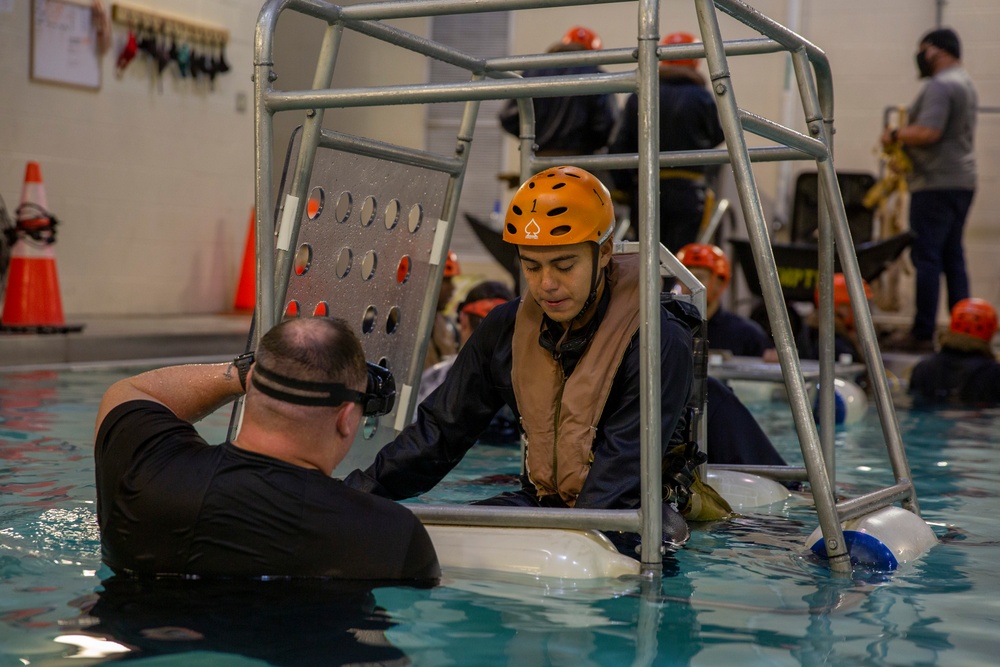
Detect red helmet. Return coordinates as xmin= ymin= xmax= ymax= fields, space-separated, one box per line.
xmin=660 ymin=31 xmax=698 ymax=68
xmin=443 ymin=250 xmax=460 ymax=277
xmin=460 ymin=297 xmax=508 ymax=320
xmin=815 ymin=274 xmax=872 ymax=328
xmin=561 ymin=26 xmax=602 ymax=51
xmin=949 ymin=298 xmax=998 ymax=342
xmin=676 ymin=243 xmax=731 ymax=285
xmin=831 ymin=273 xmax=872 ymax=307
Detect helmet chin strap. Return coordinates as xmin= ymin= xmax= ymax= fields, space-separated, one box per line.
xmin=569 ymin=243 xmax=605 ymax=328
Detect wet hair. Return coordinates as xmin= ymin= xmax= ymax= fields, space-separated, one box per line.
xmin=255 ymin=317 xmax=367 ymax=396
xmin=458 ymin=280 xmax=515 ymax=330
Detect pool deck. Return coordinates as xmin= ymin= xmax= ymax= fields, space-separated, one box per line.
xmin=0 ymin=313 xmax=253 ymax=370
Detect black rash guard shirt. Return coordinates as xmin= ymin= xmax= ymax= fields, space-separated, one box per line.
xmin=95 ymin=400 xmax=440 ymax=581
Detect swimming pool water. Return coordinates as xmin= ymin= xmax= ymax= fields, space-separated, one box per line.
xmin=1 ymin=365 xmax=998 ymax=666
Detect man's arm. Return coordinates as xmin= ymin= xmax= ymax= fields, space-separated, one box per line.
xmin=344 ymin=303 xmax=516 ymax=498
xmin=882 ymin=79 xmax=948 ymax=148
xmin=881 ymin=123 xmax=943 ymax=148
xmin=95 ymin=361 xmax=245 ymax=437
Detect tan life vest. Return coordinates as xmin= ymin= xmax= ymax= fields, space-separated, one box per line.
xmin=511 ymin=254 xmax=641 ymax=506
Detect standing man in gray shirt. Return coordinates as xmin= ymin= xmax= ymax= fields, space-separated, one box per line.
xmin=882 ymin=27 xmax=977 ymax=352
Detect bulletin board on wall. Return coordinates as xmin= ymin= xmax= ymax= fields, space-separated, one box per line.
xmin=31 ymin=0 xmax=102 ymax=90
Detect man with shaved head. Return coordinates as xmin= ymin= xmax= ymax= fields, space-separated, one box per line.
xmin=94 ymin=316 xmax=439 ymax=581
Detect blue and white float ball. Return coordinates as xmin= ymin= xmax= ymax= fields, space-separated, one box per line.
xmin=813 ymin=378 xmax=867 ymax=426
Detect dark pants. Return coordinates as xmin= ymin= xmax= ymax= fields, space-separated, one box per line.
xmin=909 ymin=189 xmax=974 ymax=341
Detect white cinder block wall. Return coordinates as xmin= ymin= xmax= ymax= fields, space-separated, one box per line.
xmin=1 ymin=1 xmax=997 ymax=317
xmin=0 ymin=0 xmax=260 ymax=316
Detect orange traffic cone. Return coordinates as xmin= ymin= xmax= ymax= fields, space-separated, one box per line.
xmin=1 ymin=162 xmax=79 ymax=333
xmin=233 ymin=207 xmax=256 ymax=312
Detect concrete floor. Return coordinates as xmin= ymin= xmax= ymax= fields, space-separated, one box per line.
xmin=0 ymin=313 xmax=253 ymax=369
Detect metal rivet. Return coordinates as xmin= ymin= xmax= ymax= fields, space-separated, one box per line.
xmin=715 ymin=83 xmax=727 ymax=95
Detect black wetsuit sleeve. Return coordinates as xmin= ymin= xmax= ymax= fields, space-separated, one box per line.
xmin=574 ymin=309 xmax=694 ymax=509
xmin=344 ymin=301 xmax=518 ymax=500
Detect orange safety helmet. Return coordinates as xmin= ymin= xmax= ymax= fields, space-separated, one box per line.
xmin=949 ymin=298 xmax=998 ymax=342
xmin=815 ymin=273 xmax=872 ymax=328
xmin=561 ymin=26 xmax=602 ymax=51
xmin=676 ymin=243 xmax=731 ymax=285
xmin=443 ymin=249 xmax=460 ymax=277
xmin=503 ymin=166 xmax=615 ymax=247
xmin=660 ymin=31 xmax=698 ymax=68
xmin=460 ymin=297 xmax=509 ymax=320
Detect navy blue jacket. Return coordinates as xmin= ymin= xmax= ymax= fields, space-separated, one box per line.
xmin=708 ymin=308 xmax=774 ymax=357
xmin=345 ymin=296 xmax=694 ymax=511
xmin=499 ymin=65 xmax=619 ymax=156
xmin=909 ymin=347 xmax=1000 ymax=406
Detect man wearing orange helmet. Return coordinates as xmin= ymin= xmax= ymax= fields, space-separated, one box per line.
xmin=676 ymin=243 xmax=773 ymax=357
xmin=803 ymin=273 xmax=873 ymax=363
xmin=609 ymin=31 xmax=726 ymax=253
xmin=347 ymin=166 xmax=715 ymax=552
xmin=909 ymin=298 xmax=1000 ymax=406
xmin=671 ymin=244 xmax=790 ymax=469
xmin=499 ymin=27 xmax=619 ymax=160
xmin=416 ymin=280 xmax=519 ymax=445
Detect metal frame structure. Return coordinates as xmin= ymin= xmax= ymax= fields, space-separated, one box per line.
xmin=248 ymin=0 xmax=923 ymax=576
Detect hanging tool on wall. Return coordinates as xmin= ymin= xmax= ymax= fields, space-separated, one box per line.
xmin=110 ymin=2 xmax=230 ymax=89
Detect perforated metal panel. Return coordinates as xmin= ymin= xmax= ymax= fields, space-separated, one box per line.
xmin=278 ymin=138 xmax=451 ymax=470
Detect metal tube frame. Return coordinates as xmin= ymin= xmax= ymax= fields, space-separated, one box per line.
xmin=249 ymin=0 xmax=923 ymax=578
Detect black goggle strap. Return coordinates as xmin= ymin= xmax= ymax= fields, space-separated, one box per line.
xmin=250 ymin=362 xmax=364 ymax=408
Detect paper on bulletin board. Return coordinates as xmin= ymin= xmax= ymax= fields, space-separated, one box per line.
xmin=31 ymin=0 xmax=101 ymax=90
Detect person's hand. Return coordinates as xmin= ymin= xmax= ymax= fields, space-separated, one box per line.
xmin=762 ymin=348 xmax=779 ymax=363
xmin=880 ymin=126 xmax=897 ymax=148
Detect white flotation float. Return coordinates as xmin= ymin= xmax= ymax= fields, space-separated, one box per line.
xmin=706 ymin=469 xmax=791 ymax=511
xmin=420 ymin=470 xmax=794 ymax=580
xmin=424 ymin=525 xmax=640 ymax=579
xmin=805 ymin=505 xmax=938 ymax=570
xmin=817 ymin=377 xmax=868 ymax=426
xmin=709 ymin=354 xmax=869 ymax=426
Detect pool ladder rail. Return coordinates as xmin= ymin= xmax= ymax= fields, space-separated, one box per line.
xmin=240 ymin=0 xmax=937 ymax=578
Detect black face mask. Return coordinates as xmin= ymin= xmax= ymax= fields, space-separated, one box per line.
xmin=916 ymin=49 xmax=933 ymax=78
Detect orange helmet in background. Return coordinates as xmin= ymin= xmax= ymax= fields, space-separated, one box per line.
xmin=660 ymin=31 xmax=698 ymax=68
xmin=503 ymin=166 xmax=615 ymax=247
xmin=444 ymin=250 xmax=460 ymax=277
xmin=561 ymin=26 xmax=602 ymax=51
xmin=949 ymin=298 xmax=998 ymax=342
xmin=815 ymin=273 xmax=872 ymax=328
xmin=676 ymin=243 xmax=731 ymax=286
